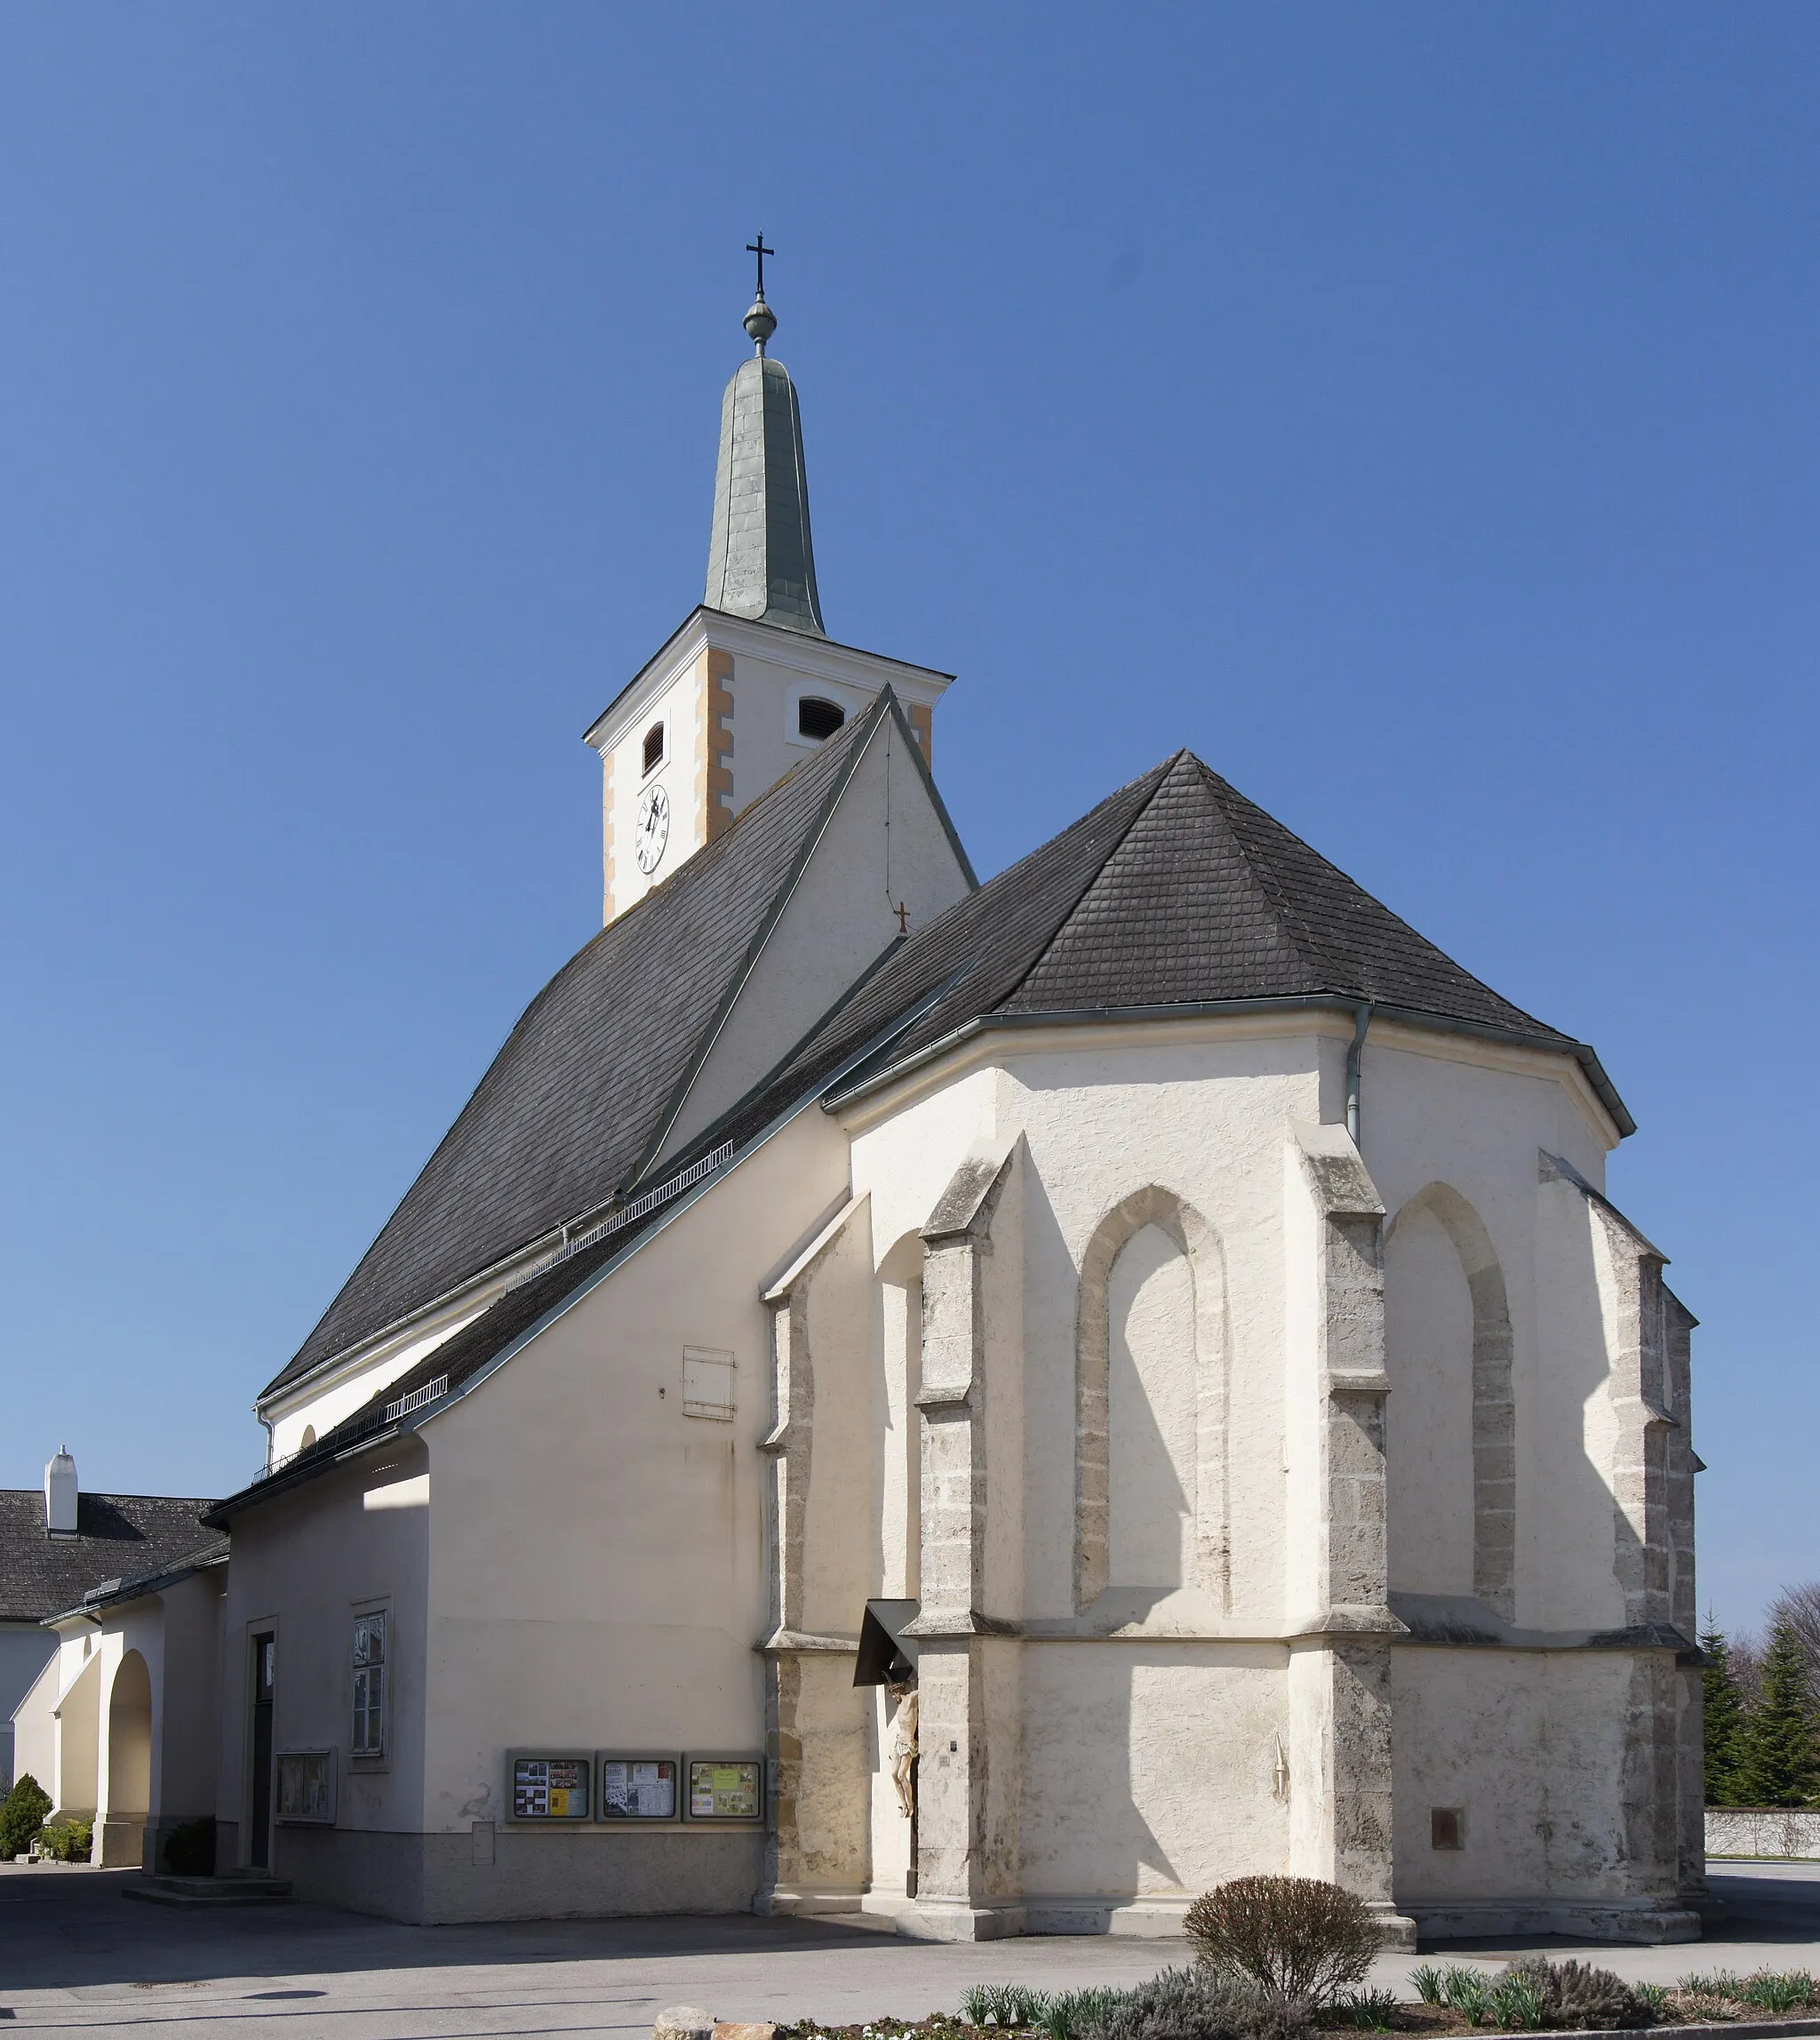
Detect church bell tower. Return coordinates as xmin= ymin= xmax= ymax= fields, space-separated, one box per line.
xmin=584 ymin=245 xmax=952 ymax=924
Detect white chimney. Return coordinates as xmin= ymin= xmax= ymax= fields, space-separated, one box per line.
xmin=44 ymin=1448 xmax=77 ymax=1537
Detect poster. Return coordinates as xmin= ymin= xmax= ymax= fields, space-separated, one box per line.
xmin=687 ymin=1757 xmax=761 ymax=1820
xmin=276 ymin=1750 xmax=334 ymax=1823
xmin=512 ymin=1756 xmax=590 ymax=1820
xmin=601 ymin=1757 xmax=678 ymax=1820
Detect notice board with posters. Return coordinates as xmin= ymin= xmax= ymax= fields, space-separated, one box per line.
xmin=275 ymin=1749 xmax=335 ymax=1824
xmin=685 ymin=1754 xmax=762 ymax=1821
xmin=598 ymin=1754 xmax=680 ymax=1820
xmin=508 ymin=1753 xmax=592 ymax=1821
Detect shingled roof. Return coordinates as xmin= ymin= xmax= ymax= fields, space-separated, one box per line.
xmin=723 ymin=748 xmax=1624 ymax=1132
xmin=0 ymin=1492 xmax=220 ymax=1624
xmin=216 ymin=743 xmax=1626 ymax=1526
xmin=268 ymin=694 xmax=904 ymax=1396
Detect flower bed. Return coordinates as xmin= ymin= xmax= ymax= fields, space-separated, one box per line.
xmin=770 ymin=1966 xmax=1820 ymax=2040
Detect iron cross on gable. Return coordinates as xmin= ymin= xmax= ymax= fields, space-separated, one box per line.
xmin=746 ymin=234 xmax=775 ymax=299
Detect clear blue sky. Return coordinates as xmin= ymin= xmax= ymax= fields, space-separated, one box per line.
xmin=2 ymin=5 xmax=1813 ymax=1639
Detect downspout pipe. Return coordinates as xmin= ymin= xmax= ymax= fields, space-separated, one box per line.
xmin=1345 ymin=1004 xmax=1371 ymax=1148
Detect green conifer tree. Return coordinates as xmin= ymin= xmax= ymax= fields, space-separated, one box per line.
xmin=1738 ymin=1615 xmax=1820 ymax=1808
xmin=1701 ymin=1622 xmax=1751 ymax=1806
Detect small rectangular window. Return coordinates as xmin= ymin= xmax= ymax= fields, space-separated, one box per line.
xmin=1431 ymin=1805 xmax=1465 ymax=1850
xmin=682 ymin=1347 xmax=735 ymax=1420
xmin=351 ymin=1612 xmax=387 ymax=1757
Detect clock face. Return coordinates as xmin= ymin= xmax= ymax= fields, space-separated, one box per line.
xmin=635 ymin=783 xmax=670 ymax=874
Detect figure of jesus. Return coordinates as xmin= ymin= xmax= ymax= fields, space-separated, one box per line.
xmin=887 ymin=1686 xmax=919 ymax=1820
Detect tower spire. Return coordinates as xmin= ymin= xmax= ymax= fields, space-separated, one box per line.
xmin=705 ymin=240 xmax=825 ymax=635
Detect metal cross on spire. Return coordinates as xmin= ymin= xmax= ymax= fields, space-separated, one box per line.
xmin=742 ymin=235 xmax=778 ymax=355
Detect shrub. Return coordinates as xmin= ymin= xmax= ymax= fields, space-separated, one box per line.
xmin=1074 ymin=1967 xmax=1303 ymax=2040
xmin=1184 ymin=1877 xmax=1381 ymax=2014
xmin=36 ymin=1817 xmax=92 ymax=1863
xmin=162 ymin=1816 xmax=216 ymax=1876
xmin=0 ymin=1774 xmax=52 ymax=1860
xmin=1502 ymin=1957 xmax=1656 ymax=2031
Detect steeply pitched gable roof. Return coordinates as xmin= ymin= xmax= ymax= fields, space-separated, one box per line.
xmin=267 ymin=694 xmax=911 ymax=1396
xmin=728 ymin=748 xmax=1624 ymax=1131
xmin=216 ymin=742 xmax=1628 ymax=1527
xmin=0 ymin=1492 xmax=220 ymax=1624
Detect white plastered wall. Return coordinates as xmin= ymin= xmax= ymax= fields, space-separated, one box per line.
xmin=214 ymin=1439 xmax=433 ymax=1889
xmin=657 ymin=715 xmax=973 ymax=1164
xmin=410 ymin=1106 xmax=852 ymax=1919
xmin=604 ymin=652 xmax=705 ymax=916
xmin=0 ymin=1622 xmax=56 ymax=1788
xmin=834 ymin=1011 xmax=1640 ymax=1914
xmin=10 ymin=1651 xmax=60 ymax=1802
xmin=589 ymin=615 xmax=951 ymax=926
xmin=1392 ymin=1646 xmax=1642 ymax=1900
xmin=1361 ymin=1022 xmax=1624 ymax=1636
xmin=847 ymin=1024 xmax=1334 ymax=1904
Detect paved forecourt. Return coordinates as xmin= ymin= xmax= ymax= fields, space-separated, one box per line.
xmin=0 ymin=1863 xmax=1816 ymax=2038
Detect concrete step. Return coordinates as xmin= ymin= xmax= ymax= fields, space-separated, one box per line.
xmin=123 ymin=1872 xmax=293 ymax=1907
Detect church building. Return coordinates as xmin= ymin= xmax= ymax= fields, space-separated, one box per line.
xmin=28 ymin=267 xmax=1707 ymax=1942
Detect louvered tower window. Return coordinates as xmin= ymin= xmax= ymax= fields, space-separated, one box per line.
xmin=643 ymin=723 xmax=665 ymax=773
xmin=798 ymin=697 xmax=844 ymax=741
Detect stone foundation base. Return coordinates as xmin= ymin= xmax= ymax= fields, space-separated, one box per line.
xmin=1020 ymin=1897 xmax=1197 ymax=1938
xmin=1367 ymin=1902 xmax=1420 ymax=1952
xmin=1408 ymin=1898 xmax=1702 ymax=1946
xmin=895 ymin=1901 xmax=1029 ymax=1941
xmin=881 ymin=1891 xmax=1658 ymax=1946
xmin=261 ymin=1823 xmax=764 ymax=1924
xmin=97 ymin=1818 xmax=146 ymax=1868
xmin=754 ymin=1884 xmax=866 ymax=1917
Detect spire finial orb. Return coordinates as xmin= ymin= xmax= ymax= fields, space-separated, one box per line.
xmin=744 ymin=233 xmax=778 ymax=356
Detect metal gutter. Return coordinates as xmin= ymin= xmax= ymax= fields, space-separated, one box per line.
xmin=1345 ymin=1004 xmax=1371 ymax=1145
